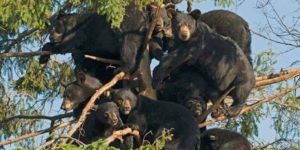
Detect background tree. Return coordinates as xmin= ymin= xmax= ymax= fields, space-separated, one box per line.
xmin=0 ymin=0 xmax=299 ymax=149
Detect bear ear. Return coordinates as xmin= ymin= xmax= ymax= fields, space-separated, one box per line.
xmin=76 ymin=71 xmax=86 ymax=84
xmin=110 ymin=89 xmax=120 ymax=101
xmin=189 ymin=9 xmax=201 ymax=19
xmin=166 ymin=6 xmax=177 ymax=18
xmin=165 ymin=3 xmax=176 ymax=10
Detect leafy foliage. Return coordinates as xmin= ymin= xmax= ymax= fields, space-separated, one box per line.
xmin=56 ymin=128 xmax=173 ymax=150
xmin=0 ymin=0 xmax=53 ymax=32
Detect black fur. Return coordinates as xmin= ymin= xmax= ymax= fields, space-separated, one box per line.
xmin=155 ymin=66 xmax=208 ymax=131
xmin=199 ymin=9 xmax=252 ymax=64
xmin=111 ymin=88 xmax=200 ymax=150
xmin=61 ymin=72 xmax=103 ymax=111
xmin=153 ymin=11 xmax=255 ymax=118
xmin=39 ymin=3 xmax=173 ymax=99
xmin=72 ymin=102 xmax=132 ymax=149
xmin=201 ymin=128 xmax=252 ymax=150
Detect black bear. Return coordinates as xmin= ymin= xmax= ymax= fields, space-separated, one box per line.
xmin=201 ymin=128 xmax=252 ymax=150
xmin=153 ymin=11 xmax=255 ymax=118
xmin=39 ymin=3 xmax=173 ymax=99
xmin=155 ymin=65 xmax=208 ymax=131
xmin=71 ymin=102 xmax=132 ymax=149
xmin=111 ymin=88 xmax=200 ymax=150
xmin=60 ymin=71 xmax=104 ymax=111
xmin=199 ymin=9 xmax=252 ymax=64
xmin=39 ymin=4 xmax=172 ymax=69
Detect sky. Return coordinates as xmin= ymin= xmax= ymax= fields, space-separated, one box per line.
xmin=172 ymin=0 xmax=300 ymax=145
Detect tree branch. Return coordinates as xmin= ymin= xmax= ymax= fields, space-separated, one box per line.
xmin=251 ymin=29 xmax=300 ymax=48
xmin=198 ymin=87 xmax=234 ymax=122
xmin=104 ymin=128 xmax=140 ymax=145
xmin=255 ymin=68 xmax=300 ymax=87
xmin=0 ymin=112 xmax=73 ymax=124
xmin=0 ymin=119 xmax=76 ymax=146
xmin=84 ymin=54 xmax=122 ymax=65
xmin=199 ymin=83 xmax=300 ymax=128
xmin=67 ymin=72 xmax=125 ymax=137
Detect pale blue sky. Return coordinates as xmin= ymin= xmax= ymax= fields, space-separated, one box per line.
xmin=173 ymin=0 xmax=300 ymax=145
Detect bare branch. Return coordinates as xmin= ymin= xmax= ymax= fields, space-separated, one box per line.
xmin=199 ymin=83 xmax=300 ymax=128
xmin=255 ymin=68 xmax=300 ymax=87
xmin=256 ymin=138 xmax=289 ymax=150
xmin=0 ymin=49 xmax=81 ymax=59
xmin=251 ymin=29 xmax=300 ymax=48
xmin=84 ymin=54 xmax=122 ymax=65
xmin=0 ymin=119 xmax=76 ymax=146
xmin=0 ymin=112 xmax=73 ymax=124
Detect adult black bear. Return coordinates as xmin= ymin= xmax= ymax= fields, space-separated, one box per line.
xmin=39 ymin=4 xmax=172 ymax=68
xmin=39 ymin=3 xmax=173 ymax=99
xmin=201 ymin=128 xmax=252 ymax=150
xmin=111 ymin=88 xmax=200 ymax=150
xmin=153 ymin=11 xmax=255 ymax=118
xmin=199 ymin=9 xmax=252 ymax=64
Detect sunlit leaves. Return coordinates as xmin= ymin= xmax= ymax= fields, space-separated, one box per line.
xmin=253 ymin=48 xmax=277 ymax=76
xmin=0 ymin=0 xmax=53 ymax=32
xmin=214 ymin=0 xmax=235 ymax=7
xmin=57 ymin=128 xmax=173 ymax=150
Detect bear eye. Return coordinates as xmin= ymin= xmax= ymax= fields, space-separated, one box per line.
xmin=116 ymin=99 xmax=123 ymax=105
xmin=104 ymin=112 xmax=109 ymax=118
xmin=187 ymin=24 xmax=192 ymax=29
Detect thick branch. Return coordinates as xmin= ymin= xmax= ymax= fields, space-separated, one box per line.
xmin=0 ymin=112 xmax=72 ymax=124
xmin=199 ymin=84 xmax=300 ymax=128
xmin=67 ymin=72 xmax=125 ymax=137
xmin=0 ymin=120 xmax=76 ymax=146
xmin=255 ymin=69 xmax=300 ymax=87
xmin=255 ymin=69 xmax=297 ymax=81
